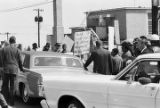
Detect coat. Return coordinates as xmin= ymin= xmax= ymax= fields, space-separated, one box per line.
xmin=2 ymin=44 xmax=23 ymax=75
xmin=141 ymin=47 xmax=154 ymax=55
xmin=84 ymin=47 xmax=113 ymax=75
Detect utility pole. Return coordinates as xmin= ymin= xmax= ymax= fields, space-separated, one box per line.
xmin=34 ymin=9 xmax=43 ymax=47
xmin=152 ymin=0 xmax=159 ymax=34
xmin=0 ymin=32 xmax=12 ymax=41
xmin=5 ymin=32 xmax=10 ymax=41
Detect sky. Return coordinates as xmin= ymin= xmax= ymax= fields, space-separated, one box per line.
xmin=0 ymin=0 xmax=151 ymax=48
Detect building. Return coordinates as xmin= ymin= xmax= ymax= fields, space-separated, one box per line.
xmin=86 ymin=7 xmax=153 ymax=43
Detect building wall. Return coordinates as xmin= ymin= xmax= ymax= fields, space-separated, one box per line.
xmin=86 ymin=8 xmax=151 ymax=42
xmin=126 ymin=10 xmax=148 ymax=40
xmin=107 ymin=10 xmax=126 ymax=40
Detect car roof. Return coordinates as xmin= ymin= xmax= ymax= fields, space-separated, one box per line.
xmin=136 ymin=53 xmax=160 ymax=60
xmin=22 ymin=51 xmax=78 ymax=58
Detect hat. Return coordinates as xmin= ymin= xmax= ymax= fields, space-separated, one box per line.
xmin=140 ymin=35 xmax=147 ymax=40
xmin=55 ymin=43 xmax=61 ymax=46
xmin=9 ymin=36 xmax=16 ymax=43
xmin=32 ymin=43 xmax=38 ymax=48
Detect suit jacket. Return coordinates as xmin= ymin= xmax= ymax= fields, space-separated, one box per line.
xmin=141 ymin=47 xmax=154 ymax=55
xmin=2 ymin=44 xmax=23 ymax=74
xmin=84 ymin=47 xmax=113 ymax=75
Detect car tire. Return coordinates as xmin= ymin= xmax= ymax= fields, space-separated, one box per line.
xmin=21 ymin=84 xmax=31 ymax=103
xmin=67 ymin=100 xmax=84 ymax=108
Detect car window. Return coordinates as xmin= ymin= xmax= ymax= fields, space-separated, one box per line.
xmin=34 ymin=57 xmax=62 ymax=66
xmin=135 ymin=61 xmax=160 ymax=83
xmin=119 ymin=60 xmax=160 ymax=83
xmin=119 ymin=64 xmax=138 ymax=81
xmin=66 ymin=58 xmax=82 ymax=68
xmin=34 ymin=57 xmax=82 ymax=68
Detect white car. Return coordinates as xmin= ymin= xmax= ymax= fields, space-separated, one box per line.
xmin=15 ymin=51 xmax=87 ymax=103
xmin=41 ymin=53 xmax=160 ymax=108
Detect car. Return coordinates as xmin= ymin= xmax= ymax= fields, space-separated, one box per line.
xmin=40 ymin=53 xmax=160 ymax=108
xmin=16 ymin=51 xmax=87 ymax=103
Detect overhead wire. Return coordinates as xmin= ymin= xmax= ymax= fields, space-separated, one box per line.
xmin=0 ymin=0 xmax=53 ymax=13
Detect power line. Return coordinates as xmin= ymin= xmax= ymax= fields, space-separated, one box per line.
xmin=0 ymin=32 xmax=16 ymax=41
xmin=0 ymin=1 xmax=53 ymax=13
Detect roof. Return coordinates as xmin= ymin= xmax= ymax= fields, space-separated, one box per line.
xmin=22 ymin=51 xmax=78 ymax=58
xmin=136 ymin=53 xmax=160 ymax=60
xmin=86 ymin=7 xmax=151 ymax=14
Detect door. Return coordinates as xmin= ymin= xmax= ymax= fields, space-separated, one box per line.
xmin=108 ymin=60 xmax=160 ymax=108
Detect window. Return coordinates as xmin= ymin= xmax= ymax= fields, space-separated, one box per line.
xmin=148 ymin=13 xmax=152 ymax=34
xmin=34 ymin=57 xmax=82 ymax=68
xmin=66 ymin=58 xmax=82 ymax=68
xmin=34 ymin=57 xmax=62 ymax=66
xmin=119 ymin=60 xmax=160 ymax=83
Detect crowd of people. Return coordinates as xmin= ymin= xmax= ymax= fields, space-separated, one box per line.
xmin=0 ymin=34 xmax=159 ymax=108
xmin=24 ymin=42 xmax=67 ymax=53
xmin=84 ymin=35 xmax=159 ymax=75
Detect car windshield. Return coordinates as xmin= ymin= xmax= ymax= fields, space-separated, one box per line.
xmin=34 ymin=57 xmax=82 ymax=68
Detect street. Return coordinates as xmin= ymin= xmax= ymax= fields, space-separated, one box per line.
xmin=0 ymin=80 xmax=41 ymax=108
xmin=9 ymin=97 xmax=42 ymax=108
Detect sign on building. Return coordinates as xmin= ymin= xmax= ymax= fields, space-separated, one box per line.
xmin=74 ymin=31 xmax=91 ymax=55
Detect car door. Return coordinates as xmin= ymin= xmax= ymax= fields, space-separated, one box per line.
xmin=108 ymin=59 xmax=160 ymax=108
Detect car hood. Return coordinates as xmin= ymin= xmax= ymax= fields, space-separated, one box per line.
xmin=30 ymin=68 xmax=91 ymax=76
xmin=30 ymin=68 xmax=114 ymax=83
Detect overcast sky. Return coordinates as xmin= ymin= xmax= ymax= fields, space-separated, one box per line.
xmin=0 ymin=0 xmax=151 ymax=48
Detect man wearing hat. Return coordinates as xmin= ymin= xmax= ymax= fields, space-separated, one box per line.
xmin=32 ymin=43 xmax=38 ymax=51
xmin=1 ymin=36 xmax=24 ymax=106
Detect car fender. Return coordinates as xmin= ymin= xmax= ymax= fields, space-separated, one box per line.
xmin=58 ymin=92 xmax=87 ymax=107
xmin=16 ymin=71 xmax=28 ymax=96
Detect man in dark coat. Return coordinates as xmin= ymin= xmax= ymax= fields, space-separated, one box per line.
xmin=0 ymin=48 xmax=9 ymax=108
xmin=2 ymin=36 xmax=24 ymax=106
xmin=135 ymin=37 xmax=154 ymax=55
xmin=84 ymin=40 xmax=113 ymax=75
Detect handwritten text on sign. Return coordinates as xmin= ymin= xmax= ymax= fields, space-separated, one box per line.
xmin=74 ymin=31 xmax=91 ymax=55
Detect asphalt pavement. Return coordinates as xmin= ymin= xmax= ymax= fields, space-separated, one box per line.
xmin=8 ymin=97 xmax=42 ymax=108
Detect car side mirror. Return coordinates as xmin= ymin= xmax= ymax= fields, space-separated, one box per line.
xmin=138 ymin=77 xmax=151 ymax=85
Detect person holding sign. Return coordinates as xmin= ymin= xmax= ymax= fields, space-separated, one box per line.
xmin=84 ymin=40 xmax=113 ymax=75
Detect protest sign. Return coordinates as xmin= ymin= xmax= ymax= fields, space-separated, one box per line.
xmin=74 ymin=31 xmax=91 ymax=55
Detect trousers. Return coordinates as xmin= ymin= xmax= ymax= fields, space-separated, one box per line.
xmin=2 ymin=73 xmax=16 ymax=106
